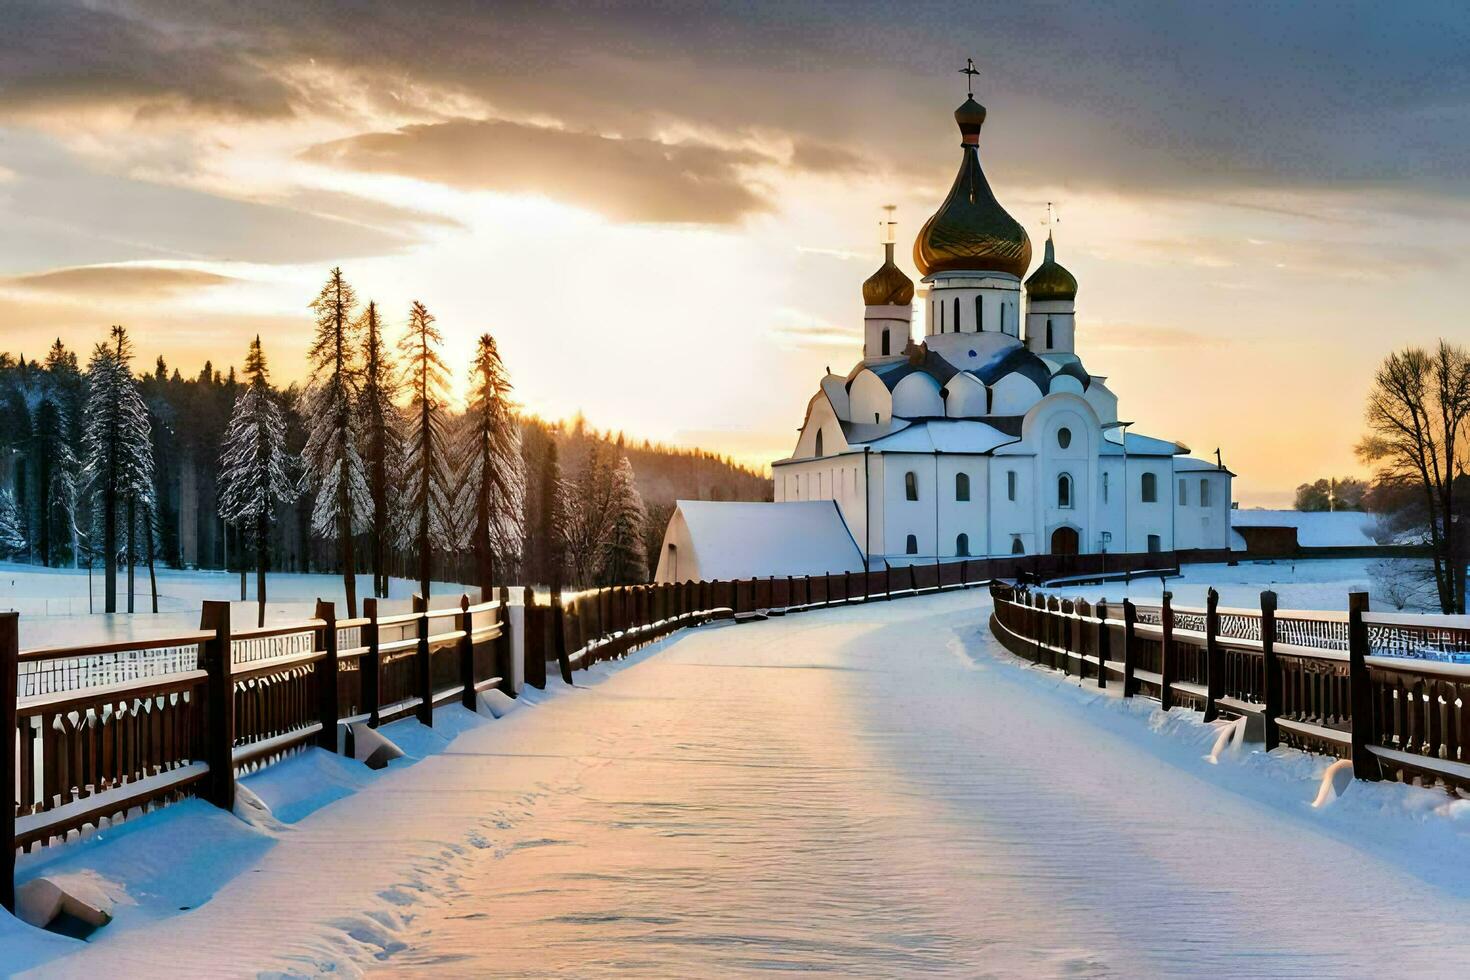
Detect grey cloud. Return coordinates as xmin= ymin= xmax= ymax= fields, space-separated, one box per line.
xmin=305 ymin=119 xmax=774 ymax=224
xmin=4 ymin=265 xmax=236 ymax=297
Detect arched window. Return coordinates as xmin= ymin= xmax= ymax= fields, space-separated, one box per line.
xmin=953 ymin=296 xmax=961 ymax=332
xmin=1011 ymin=537 xmax=1025 ymax=555
xmin=1103 ymin=472 xmax=1110 ymax=503
xmin=814 ymin=429 xmax=824 ymax=458
xmin=1057 ymin=427 xmax=1072 ymax=449
xmin=975 ymin=295 xmax=983 ymax=331
xmin=1058 ymin=473 xmax=1073 ymax=508
xmin=881 ymin=328 xmax=890 ymax=356
xmin=1147 ymin=533 xmax=1162 ymax=554
xmin=905 ymin=534 xmax=918 ymax=555
xmin=1046 ymin=318 xmax=1053 ymax=349
xmin=956 ymin=472 xmax=970 ymax=501
xmin=1142 ymin=472 xmax=1157 ymax=503
xmin=905 ymin=471 xmax=918 ymax=501
xmin=956 ymin=533 xmax=970 ymax=556
xmin=1178 ymin=478 xmax=1187 ymax=505
xmin=939 ymin=301 xmax=945 ymax=333
xmin=1200 ymin=478 xmax=1212 ymax=507
xmin=1006 ymin=470 xmax=1017 ymax=501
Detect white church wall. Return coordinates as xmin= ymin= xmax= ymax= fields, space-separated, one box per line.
xmin=1094 ymin=456 xmax=1127 ymax=555
xmin=848 ymin=370 xmax=892 ymax=427
xmin=990 ymin=372 xmax=1042 ymax=416
xmin=864 ymin=306 xmax=911 ymax=362
xmin=1083 ymin=380 xmax=1119 ymax=424
xmin=892 ymin=372 xmax=944 ymax=418
xmin=1122 ymin=458 xmax=1175 ymax=553
xmin=820 ymin=375 xmax=851 ymax=420
xmin=793 ymin=393 xmax=847 ymax=459
xmin=1025 ymin=304 xmax=1075 ymax=354
xmin=1172 ymin=468 xmax=1233 ymax=551
xmin=1026 ymin=395 xmax=1096 ymax=555
xmin=925 ymin=276 xmax=1022 ymax=338
xmin=882 ymin=454 xmax=939 ymax=559
xmin=989 ymin=453 xmax=1035 ymax=557
xmin=944 ymin=373 xmax=989 ymax=418
xmin=935 ymin=455 xmax=989 ymax=558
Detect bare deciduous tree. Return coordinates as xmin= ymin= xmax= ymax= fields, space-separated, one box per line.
xmin=1357 ymin=342 xmax=1470 ymax=613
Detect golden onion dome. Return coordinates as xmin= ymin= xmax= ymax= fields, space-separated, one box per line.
xmin=862 ymin=242 xmax=915 ymax=305
xmin=1024 ymin=233 xmax=1078 ymax=302
xmin=914 ymin=97 xmax=1031 ymax=279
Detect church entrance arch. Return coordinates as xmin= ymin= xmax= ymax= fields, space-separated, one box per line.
xmin=1050 ymin=525 xmax=1079 ymax=556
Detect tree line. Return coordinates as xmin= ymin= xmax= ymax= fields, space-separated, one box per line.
xmin=0 ymin=268 xmax=771 ymax=623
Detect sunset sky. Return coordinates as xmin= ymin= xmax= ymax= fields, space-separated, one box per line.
xmin=3 ymin=2 xmax=1469 ymax=506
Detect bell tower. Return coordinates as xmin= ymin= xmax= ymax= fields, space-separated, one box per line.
xmin=863 ymin=205 xmax=914 ymax=364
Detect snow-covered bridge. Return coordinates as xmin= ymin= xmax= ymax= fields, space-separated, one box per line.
xmin=8 ymin=587 xmax=1470 ymax=975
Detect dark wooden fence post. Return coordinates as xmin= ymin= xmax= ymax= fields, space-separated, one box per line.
xmin=1096 ymin=599 xmax=1109 ymax=689
xmin=553 ymin=590 xmax=574 ymax=684
xmin=413 ymin=594 xmax=433 ymax=725
xmin=885 ymin=563 xmax=892 ymax=601
xmin=1261 ymin=590 xmax=1279 ymax=750
xmin=314 ymin=599 xmax=339 ymax=750
xmin=1121 ymin=598 xmax=1136 ymax=698
xmin=1159 ymin=591 xmax=1175 ymax=710
xmin=363 ymin=598 xmax=382 ymax=725
xmin=1347 ymin=591 xmax=1380 ymax=780
xmin=460 ymin=594 xmax=477 ymax=709
xmin=1 ymin=612 xmax=17 ymax=914
xmin=1203 ymin=587 xmax=1222 ymax=722
xmin=199 ymin=600 xmax=235 ymax=811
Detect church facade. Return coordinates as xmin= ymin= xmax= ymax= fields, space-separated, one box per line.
xmin=771 ymin=92 xmax=1234 ymax=563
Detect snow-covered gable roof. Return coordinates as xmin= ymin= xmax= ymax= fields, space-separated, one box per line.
xmin=672 ymin=500 xmax=866 ymax=579
xmin=1229 ymin=509 xmax=1381 ymax=549
xmin=858 ymin=419 xmax=1015 ymax=454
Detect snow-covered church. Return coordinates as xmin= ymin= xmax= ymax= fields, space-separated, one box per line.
xmin=656 ymin=88 xmax=1233 ymax=582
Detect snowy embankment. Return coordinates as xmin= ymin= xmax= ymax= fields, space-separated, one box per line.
xmin=6 ymin=589 xmax=1470 ymax=976
xmin=0 ymin=562 xmax=471 ymax=649
xmin=1047 ymin=556 xmax=1437 ymax=612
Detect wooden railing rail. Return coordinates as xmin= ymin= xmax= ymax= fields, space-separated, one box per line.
xmin=989 ymin=581 xmax=1470 ymax=796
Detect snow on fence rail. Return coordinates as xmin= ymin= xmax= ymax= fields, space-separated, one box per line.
xmin=2 ymin=548 xmax=1194 ymax=913
xmin=987 ymin=582 xmax=1470 ymax=799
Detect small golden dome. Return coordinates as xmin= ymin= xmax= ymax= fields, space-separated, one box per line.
xmin=1024 ymin=233 xmax=1077 ymax=302
xmin=862 ymin=244 xmax=914 ymax=305
xmin=913 ymin=98 xmax=1031 ymax=278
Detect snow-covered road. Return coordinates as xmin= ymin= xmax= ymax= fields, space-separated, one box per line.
xmin=15 ymin=589 xmax=1470 ymax=977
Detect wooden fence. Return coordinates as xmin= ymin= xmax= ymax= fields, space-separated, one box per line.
xmin=988 ymin=581 xmax=1470 ymax=796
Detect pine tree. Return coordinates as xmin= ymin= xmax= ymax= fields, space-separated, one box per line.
xmin=537 ymin=436 xmax=566 ymax=587
xmin=0 ymin=488 xmax=27 ymax=558
xmin=560 ymin=440 xmax=618 ymax=587
xmin=455 ymin=333 xmax=526 ymax=596
xmin=81 ymin=327 xmax=154 ymax=614
xmin=397 ymin=301 xmax=455 ymax=598
xmin=219 ymin=337 xmax=299 ymax=626
xmin=600 ymin=455 xmax=648 ymax=584
xmin=299 ymin=268 xmax=369 ymax=616
xmin=357 ymin=300 xmax=402 ymax=599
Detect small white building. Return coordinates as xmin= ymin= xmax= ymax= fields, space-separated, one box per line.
xmin=770 ymin=90 xmax=1234 ymax=564
xmin=654 ymin=500 xmax=867 ymax=582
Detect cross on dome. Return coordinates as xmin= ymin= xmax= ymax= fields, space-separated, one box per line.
xmin=958 ymin=57 xmax=980 ymax=98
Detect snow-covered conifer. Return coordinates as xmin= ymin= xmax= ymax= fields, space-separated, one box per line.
xmin=299 ymin=267 xmax=370 ymax=616
xmin=454 ymin=332 xmax=526 ymax=593
xmin=560 ymin=440 xmax=618 ymax=587
xmin=601 ymin=455 xmax=647 ymax=584
xmin=397 ymin=300 xmax=456 ymax=598
xmin=358 ymin=300 xmax=403 ymax=599
xmin=219 ymin=336 xmax=300 ymax=625
xmin=0 ymin=488 xmax=27 ymax=557
xmin=81 ymin=327 xmax=154 ymax=613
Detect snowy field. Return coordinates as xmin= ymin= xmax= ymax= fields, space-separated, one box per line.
xmin=0 ymin=562 xmax=475 ymax=649
xmin=1048 ymin=557 xmax=1438 ymax=612
xmin=6 ymin=588 xmax=1469 ymax=976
